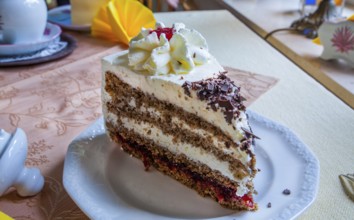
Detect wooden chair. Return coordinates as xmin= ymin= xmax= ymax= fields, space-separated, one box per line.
xmin=45 ymin=0 xmax=57 ymax=9
xmin=46 ymin=0 xmax=192 ymax=12
xmin=180 ymin=0 xmax=198 ymax=11
xmin=138 ymin=0 xmax=175 ymax=11
xmin=138 ymin=0 xmax=199 ymax=12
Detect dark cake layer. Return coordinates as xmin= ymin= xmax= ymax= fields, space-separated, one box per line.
xmin=103 ymin=71 xmax=258 ymax=210
xmin=106 ymin=122 xmax=257 ymax=211
xmin=104 ymin=71 xmax=257 ymax=179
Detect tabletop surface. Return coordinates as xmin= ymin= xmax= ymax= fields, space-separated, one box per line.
xmin=0 ymin=9 xmax=354 ymax=220
xmin=220 ymin=0 xmax=354 ymax=109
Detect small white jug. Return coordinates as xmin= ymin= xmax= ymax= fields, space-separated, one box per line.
xmin=0 ymin=0 xmax=47 ymax=44
xmin=0 ymin=128 xmax=44 ymax=197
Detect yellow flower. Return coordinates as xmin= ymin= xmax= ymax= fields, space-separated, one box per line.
xmin=91 ymin=0 xmax=156 ymax=45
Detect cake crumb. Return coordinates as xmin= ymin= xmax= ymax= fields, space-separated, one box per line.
xmin=282 ymin=189 xmax=291 ymax=195
xmin=267 ymin=202 xmax=272 ymax=208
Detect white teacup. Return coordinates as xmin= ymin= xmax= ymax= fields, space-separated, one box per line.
xmin=0 ymin=0 xmax=47 ymax=44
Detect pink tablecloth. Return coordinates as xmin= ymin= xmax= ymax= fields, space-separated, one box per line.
xmin=0 ymin=32 xmax=277 ymax=219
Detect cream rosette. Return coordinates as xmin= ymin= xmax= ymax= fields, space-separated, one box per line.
xmin=128 ymin=23 xmax=211 ymax=75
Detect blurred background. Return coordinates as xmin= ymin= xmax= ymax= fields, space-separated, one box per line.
xmin=46 ymin=0 xmax=224 ymax=11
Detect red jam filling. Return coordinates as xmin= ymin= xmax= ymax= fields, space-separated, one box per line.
xmin=118 ymin=134 xmax=255 ymax=209
xmin=149 ymin=27 xmax=174 ymax=40
xmin=241 ymin=194 xmax=254 ymax=208
xmin=215 ymin=189 xmax=254 ymax=209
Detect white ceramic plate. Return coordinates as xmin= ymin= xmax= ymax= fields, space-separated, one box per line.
xmin=63 ymin=111 xmax=319 ymax=220
xmin=48 ymin=5 xmax=90 ymax=32
xmin=0 ymin=23 xmax=61 ymax=56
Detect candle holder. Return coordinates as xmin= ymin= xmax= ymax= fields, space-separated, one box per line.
xmin=291 ymin=0 xmax=341 ymax=38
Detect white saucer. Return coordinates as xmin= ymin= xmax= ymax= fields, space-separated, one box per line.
xmin=64 ymin=111 xmax=320 ymax=220
xmin=0 ymin=23 xmax=62 ymax=56
xmin=48 ymin=5 xmax=91 ymax=32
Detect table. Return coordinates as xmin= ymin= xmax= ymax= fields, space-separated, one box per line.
xmin=219 ymin=0 xmax=354 ymax=109
xmin=1 ymin=10 xmax=354 ymax=219
xmin=0 ymin=32 xmax=121 ymax=219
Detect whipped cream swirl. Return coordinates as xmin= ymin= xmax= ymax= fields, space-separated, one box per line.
xmin=128 ymin=22 xmax=211 ymax=75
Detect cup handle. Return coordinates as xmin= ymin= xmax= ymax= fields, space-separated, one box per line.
xmin=0 ymin=12 xmax=3 ymax=41
xmin=0 ymin=29 xmax=3 ymax=43
xmin=0 ymin=19 xmax=4 ymax=43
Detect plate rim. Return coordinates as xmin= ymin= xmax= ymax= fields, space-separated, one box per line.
xmin=63 ymin=110 xmax=320 ymax=220
xmin=0 ymin=33 xmax=77 ymax=67
xmin=0 ymin=22 xmax=62 ymax=56
xmin=248 ymin=110 xmax=320 ymax=220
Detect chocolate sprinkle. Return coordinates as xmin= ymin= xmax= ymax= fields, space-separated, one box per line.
xmin=183 ymin=81 xmax=192 ymax=97
xmin=241 ymin=127 xmax=260 ymax=139
xmin=267 ymin=202 xmax=272 ymax=208
xmin=225 ymin=141 xmax=231 ymax=148
xmin=181 ymin=72 xmax=246 ymax=124
xmin=282 ymin=189 xmax=291 ymax=195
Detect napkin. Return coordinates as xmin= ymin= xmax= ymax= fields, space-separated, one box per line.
xmin=91 ymin=0 xmax=156 ymax=45
xmin=0 ymin=212 xmax=13 ymax=220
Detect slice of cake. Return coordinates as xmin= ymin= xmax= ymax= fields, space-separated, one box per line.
xmin=102 ymin=23 xmax=258 ymax=211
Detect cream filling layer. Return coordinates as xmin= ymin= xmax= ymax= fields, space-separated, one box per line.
xmin=105 ymin=111 xmax=250 ymax=196
xmin=133 ymin=101 xmax=250 ymax=166
xmin=102 ymin=51 xmax=250 ymax=144
xmin=112 ymin=114 xmax=250 ymax=196
xmin=170 ymin=116 xmax=250 ymax=165
xmin=116 ymin=95 xmax=251 ymax=166
xmin=106 ymin=112 xmax=251 ymax=189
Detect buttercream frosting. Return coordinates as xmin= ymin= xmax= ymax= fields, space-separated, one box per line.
xmin=128 ymin=22 xmax=211 ymax=75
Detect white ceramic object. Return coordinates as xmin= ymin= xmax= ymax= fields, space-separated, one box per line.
xmin=0 ymin=128 xmax=44 ymax=197
xmin=0 ymin=0 xmax=47 ymax=44
xmin=0 ymin=23 xmax=62 ymax=56
xmin=318 ymin=19 xmax=354 ymax=66
xmin=63 ymin=111 xmax=320 ymax=220
xmin=70 ymin=0 xmax=110 ymax=26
